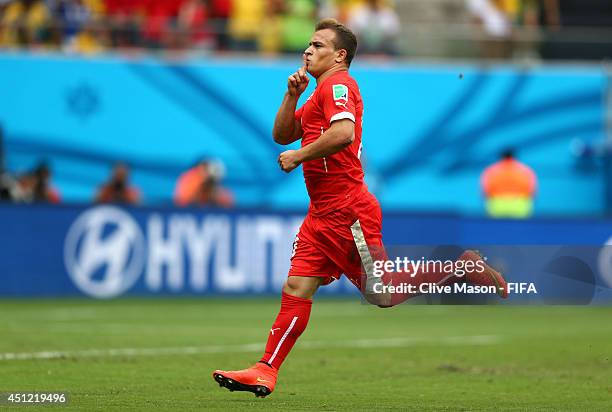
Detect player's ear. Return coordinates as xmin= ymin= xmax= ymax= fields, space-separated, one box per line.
xmin=335 ymin=49 xmax=347 ymax=64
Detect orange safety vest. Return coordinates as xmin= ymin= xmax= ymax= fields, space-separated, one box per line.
xmin=481 ymin=159 xmax=537 ymax=218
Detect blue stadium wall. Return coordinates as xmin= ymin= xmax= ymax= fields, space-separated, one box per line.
xmin=1 ymin=204 xmax=612 ymax=302
xmin=0 ymin=53 xmax=607 ymax=215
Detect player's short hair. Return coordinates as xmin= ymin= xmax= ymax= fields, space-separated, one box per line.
xmin=315 ymin=18 xmax=357 ymax=67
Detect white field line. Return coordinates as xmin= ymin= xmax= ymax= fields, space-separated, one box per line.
xmin=0 ymin=335 xmax=500 ymax=361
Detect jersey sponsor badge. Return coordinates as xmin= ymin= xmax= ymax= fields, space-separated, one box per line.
xmin=332 ymin=84 xmax=348 ymax=104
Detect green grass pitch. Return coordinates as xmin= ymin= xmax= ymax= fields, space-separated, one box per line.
xmin=0 ymin=298 xmax=611 ymax=411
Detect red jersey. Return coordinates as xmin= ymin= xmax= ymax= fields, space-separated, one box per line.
xmin=294 ymin=70 xmax=364 ymax=216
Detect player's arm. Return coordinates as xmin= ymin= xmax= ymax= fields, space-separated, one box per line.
xmin=278 ymin=119 xmax=354 ymax=173
xmin=297 ymin=119 xmax=354 ymax=161
xmin=272 ymin=93 xmax=302 ymax=145
xmin=272 ymin=67 xmax=309 ymax=145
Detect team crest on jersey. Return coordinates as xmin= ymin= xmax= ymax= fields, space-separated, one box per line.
xmin=332 ymin=84 xmax=348 ymax=105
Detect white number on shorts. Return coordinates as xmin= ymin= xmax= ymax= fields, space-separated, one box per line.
xmin=291 ymin=236 xmax=299 ymax=258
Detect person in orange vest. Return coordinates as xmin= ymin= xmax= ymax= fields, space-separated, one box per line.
xmin=481 ymin=149 xmax=537 ymax=218
xmin=174 ymin=158 xmax=234 ymax=208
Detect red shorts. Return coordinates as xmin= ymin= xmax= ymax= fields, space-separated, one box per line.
xmin=288 ymin=189 xmax=385 ymax=290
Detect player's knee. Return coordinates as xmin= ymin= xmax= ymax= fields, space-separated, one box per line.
xmin=283 ymin=276 xmax=319 ymax=299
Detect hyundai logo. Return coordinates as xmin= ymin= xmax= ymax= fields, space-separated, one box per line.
xmin=64 ymin=206 xmax=145 ymax=298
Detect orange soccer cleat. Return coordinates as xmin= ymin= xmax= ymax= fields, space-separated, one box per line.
xmin=459 ymin=250 xmax=509 ymax=298
xmin=212 ymin=362 xmax=278 ymax=398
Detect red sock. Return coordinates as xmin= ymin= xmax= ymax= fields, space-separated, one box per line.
xmin=260 ymin=292 xmax=312 ymax=370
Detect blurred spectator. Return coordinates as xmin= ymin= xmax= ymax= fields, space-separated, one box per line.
xmin=0 ymin=124 xmax=31 ymax=202
xmin=0 ymin=0 xmax=9 ymax=28
xmin=466 ymin=0 xmax=512 ymax=58
xmin=281 ymin=0 xmax=315 ymax=53
xmin=521 ymin=0 xmax=559 ymax=29
xmin=257 ymin=0 xmax=283 ymax=55
xmin=67 ymin=22 xmax=106 ymax=54
xmin=0 ymin=0 xmax=53 ymax=48
xmin=54 ymin=0 xmax=90 ymax=42
xmin=228 ymin=0 xmax=263 ymax=51
xmin=0 ymin=171 xmax=20 ymax=201
xmin=95 ymin=162 xmax=141 ymax=204
xmin=174 ymin=159 xmax=234 ymax=208
xmin=104 ymin=0 xmax=144 ymax=48
xmin=510 ymin=0 xmax=560 ymax=59
xmin=71 ymin=0 xmax=108 ymax=52
xmin=0 ymin=124 xmax=21 ymax=202
xmin=178 ymin=0 xmax=213 ymax=50
xmin=318 ymin=0 xmax=362 ymax=23
xmin=0 ymin=124 xmax=4 ymax=172
xmin=141 ymin=0 xmax=182 ymax=49
xmin=18 ymin=161 xmax=61 ymax=204
xmin=208 ymin=0 xmax=230 ymax=50
xmin=81 ymin=0 xmax=104 ymax=16
xmin=540 ymin=0 xmax=612 ymax=61
xmin=481 ymin=149 xmax=537 ymax=218
xmin=348 ymin=0 xmax=400 ymax=56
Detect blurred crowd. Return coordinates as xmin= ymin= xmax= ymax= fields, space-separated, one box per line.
xmin=465 ymin=0 xmax=612 ymax=60
xmin=0 ymin=160 xmax=62 ymax=203
xmin=0 ymin=125 xmax=235 ymax=207
xmin=0 ymin=0 xmax=402 ymax=55
xmin=0 ymin=158 xmax=235 ymax=207
xmin=466 ymin=0 xmax=560 ymax=58
xmin=1 ymin=0 xmax=611 ymax=59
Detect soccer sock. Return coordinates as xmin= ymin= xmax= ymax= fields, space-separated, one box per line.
xmin=260 ymin=291 xmax=312 ymax=370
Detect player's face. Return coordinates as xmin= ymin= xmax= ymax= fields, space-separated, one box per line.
xmin=303 ymin=29 xmax=344 ymax=77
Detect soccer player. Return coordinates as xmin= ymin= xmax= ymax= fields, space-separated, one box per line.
xmin=212 ymin=18 xmax=508 ymax=398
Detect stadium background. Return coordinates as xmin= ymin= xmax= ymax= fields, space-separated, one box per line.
xmin=1 ymin=0 xmax=612 ymax=410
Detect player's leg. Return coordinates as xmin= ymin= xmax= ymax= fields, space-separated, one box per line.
xmin=361 ymin=241 xmax=508 ymax=306
xmin=212 ymin=275 xmax=324 ymax=397
xmin=340 ymin=192 xmax=508 ymax=306
xmin=213 ymin=216 xmax=337 ymax=397
xmin=259 ymin=275 xmax=324 ymax=371
xmin=369 ymin=245 xmax=509 ymax=306
xmin=282 ymin=274 xmax=323 ymax=298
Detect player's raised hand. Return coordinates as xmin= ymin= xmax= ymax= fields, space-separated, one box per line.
xmin=287 ymin=66 xmax=309 ymax=97
xmin=278 ymin=150 xmax=302 ymax=173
